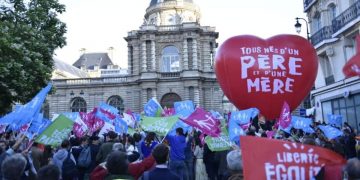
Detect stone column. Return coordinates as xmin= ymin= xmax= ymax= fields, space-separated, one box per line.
xmin=192 ymin=39 xmax=198 ymax=69
xmin=151 ymin=40 xmax=156 ymax=71
xmin=141 ymin=42 xmax=147 ymax=71
xmin=127 ymin=45 xmax=132 ymax=74
xmin=194 ymin=87 xmax=200 ymax=107
xmin=183 ymin=39 xmax=188 ymax=70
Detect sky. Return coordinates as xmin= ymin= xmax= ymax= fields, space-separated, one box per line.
xmin=55 ymin=0 xmax=307 ymax=68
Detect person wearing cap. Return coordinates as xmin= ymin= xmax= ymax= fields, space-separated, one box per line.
xmin=96 ymin=131 xmax=118 ymax=164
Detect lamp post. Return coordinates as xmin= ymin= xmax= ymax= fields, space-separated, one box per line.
xmin=294 ymin=17 xmax=310 ymax=40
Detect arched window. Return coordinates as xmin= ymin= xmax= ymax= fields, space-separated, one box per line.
xmin=107 ymin=95 xmax=125 ymax=113
xmin=312 ymin=11 xmax=321 ymax=32
xmin=161 ymin=46 xmax=180 ymax=72
xmin=70 ymin=97 xmax=87 ymax=112
xmin=328 ymin=3 xmax=337 ymax=22
xmin=160 ymin=93 xmax=181 ymax=108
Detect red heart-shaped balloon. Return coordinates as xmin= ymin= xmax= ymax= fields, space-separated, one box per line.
xmin=215 ymin=35 xmax=318 ymax=120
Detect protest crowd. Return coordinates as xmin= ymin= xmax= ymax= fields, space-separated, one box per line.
xmin=0 ymin=85 xmax=360 ymax=180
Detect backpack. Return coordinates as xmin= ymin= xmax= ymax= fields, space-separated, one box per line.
xmin=77 ymin=146 xmax=91 ymax=168
xmin=62 ymin=151 xmax=78 ymax=179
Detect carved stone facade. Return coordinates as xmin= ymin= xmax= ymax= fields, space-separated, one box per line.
xmin=48 ymin=0 xmax=231 ymax=117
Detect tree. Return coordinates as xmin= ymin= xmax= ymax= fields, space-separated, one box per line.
xmin=0 ymin=0 xmax=66 ymax=114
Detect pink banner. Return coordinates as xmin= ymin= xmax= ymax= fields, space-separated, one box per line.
xmin=181 ymin=108 xmax=220 ymax=137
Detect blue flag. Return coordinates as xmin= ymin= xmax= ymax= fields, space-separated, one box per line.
xmin=228 ymin=120 xmax=245 ymax=145
xmin=174 ymin=100 xmax=195 ymax=118
xmin=230 ymin=108 xmax=259 ymax=125
xmin=144 ymin=98 xmax=163 ymax=117
xmin=62 ymin=112 xmax=80 ymax=122
xmin=291 ymin=116 xmax=312 ymax=130
xmin=318 ymin=125 xmax=343 ymax=140
xmin=279 ymin=123 xmax=292 ymax=134
xmin=0 ymin=83 xmax=52 ymax=130
xmin=26 ymin=115 xmax=51 ymax=139
xmin=99 ymin=102 xmax=119 ymax=115
xmin=327 ymin=114 xmax=343 ymax=128
xmin=114 ymin=117 xmax=128 ymax=134
xmin=210 ymin=110 xmax=223 ymax=120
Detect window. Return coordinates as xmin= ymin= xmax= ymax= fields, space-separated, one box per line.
xmin=320 ymin=56 xmax=334 ymax=85
xmin=107 ymin=95 xmax=125 ymax=113
xmin=312 ymin=11 xmax=321 ymax=32
xmin=322 ymin=94 xmax=360 ymax=133
xmin=146 ymin=88 xmax=152 ymax=101
xmin=130 ymin=46 xmax=134 ymax=74
xmin=189 ymin=86 xmax=194 ymax=101
xmin=146 ymin=40 xmax=152 ymax=71
xmin=161 ymin=46 xmax=180 ymax=72
xmin=210 ymin=42 xmax=214 ymax=69
xmin=328 ymin=4 xmax=337 ymax=21
xmin=160 ymin=93 xmax=181 ymax=108
xmin=70 ymin=97 xmax=87 ymax=112
xmin=187 ymin=38 xmax=193 ymax=69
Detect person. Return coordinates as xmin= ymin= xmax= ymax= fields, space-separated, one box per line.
xmin=141 ymin=132 xmax=158 ymax=159
xmin=90 ymin=148 xmax=155 ymax=180
xmin=343 ymin=158 xmax=360 ymax=180
xmin=104 ymin=151 xmax=133 ymax=180
xmin=40 ymin=145 xmax=53 ymax=167
xmin=184 ymin=133 xmax=194 ymax=180
xmin=30 ymin=142 xmax=43 ymax=172
xmin=88 ymin=135 xmax=100 ymax=172
xmin=193 ymin=137 xmax=207 ymax=180
xmin=52 ymin=139 xmax=76 ymax=178
xmin=141 ymin=144 xmax=179 ymax=180
xmin=37 ymin=164 xmax=60 ymax=180
xmin=1 ymin=153 xmax=27 ymax=180
xmin=166 ymin=128 xmax=187 ymax=180
xmin=96 ymin=131 xmax=118 ymax=164
xmin=203 ymin=143 xmax=218 ymax=180
xmin=225 ymin=149 xmax=243 ymax=180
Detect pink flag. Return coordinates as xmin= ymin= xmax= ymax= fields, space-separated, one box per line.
xmin=266 ymin=130 xmax=275 ymax=139
xmin=73 ymin=116 xmax=88 ymax=138
xmin=279 ymin=102 xmax=291 ymax=129
xmin=80 ymin=108 xmax=104 ymax=133
xmin=240 ymin=122 xmax=251 ymax=130
xmin=181 ymin=108 xmax=220 ymax=137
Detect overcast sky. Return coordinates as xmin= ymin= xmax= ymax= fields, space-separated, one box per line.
xmin=55 ymin=0 xmax=307 ymax=68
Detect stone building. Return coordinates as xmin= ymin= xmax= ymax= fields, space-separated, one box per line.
xmin=304 ymin=0 xmax=360 ymax=132
xmin=48 ymin=0 xmax=231 ymax=117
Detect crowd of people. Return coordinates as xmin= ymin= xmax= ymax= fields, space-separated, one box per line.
xmin=0 ymin=115 xmax=359 ymax=180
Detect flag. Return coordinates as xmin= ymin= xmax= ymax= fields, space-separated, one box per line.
xmin=181 ymin=108 xmax=220 ymax=137
xmin=318 ymin=125 xmax=343 ymax=140
xmin=99 ymin=102 xmax=119 ymax=115
xmin=35 ymin=115 xmax=74 ymax=146
xmin=174 ymin=100 xmax=195 ymax=118
xmin=0 ymin=83 xmax=52 ymax=130
xmin=162 ymin=107 xmax=176 ymax=117
xmin=228 ymin=119 xmax=245 ymax=144
xmin=99 ymin=122 xmax=116 ymax=136
xmin=73 ymin=115 xmax=89 ymax=138
xmin=140 ymin=115 xmax=179 ymax=136
xmin=61 ymin=112 xmax=80 ymax=122
xmin=279 ymin=102 xmax=291 ymax=129
xmin=291 ymin=116 xmax=312 ymax=130
xmin=122 ymin=113 xmax=136 ymax=128
xmin=209 ymin=110 xmax=223 ymax=120
xmin=327 ymin=114 xmax=342 ymax=128
xmin=144 ymin=98 xmax=163 ymax=117
xmin=80 ymin=108 xmax=104 ymax=133
xmin=241 ymin=136 xmax=346 ymax=180
xmin=205 ymin=126 xmax=232 ymax=151
xmin=230 ymin=108 xmax=259 ymax=125
xmin=114 ymin=117 xmax=128 ymax=135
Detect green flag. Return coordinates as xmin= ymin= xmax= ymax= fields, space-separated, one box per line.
xmin=35 ymin=115 xmax=74 ymax=146
xmin=140 ymin=115 xmax=179 ymax=136
xmin=128 ymin=127 xmax=135 ymax=136
xmin=205 ymin=126 xmax=232 ymax=152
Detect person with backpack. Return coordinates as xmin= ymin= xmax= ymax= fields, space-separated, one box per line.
xmin=96 ymin=131 xmax=117 ymax=164
xmin=52 ymin=139 xmax=78 ymax=180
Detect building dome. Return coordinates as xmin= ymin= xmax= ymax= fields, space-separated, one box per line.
xmin=146 ymin=0 xmax=200 ymax=26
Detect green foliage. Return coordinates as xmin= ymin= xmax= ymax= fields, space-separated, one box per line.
xmin=0 ymin=0 xmax=66 ymax=114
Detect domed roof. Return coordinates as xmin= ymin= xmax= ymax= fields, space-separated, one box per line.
xmin=149 ymin=0 xmax=194 ymax=7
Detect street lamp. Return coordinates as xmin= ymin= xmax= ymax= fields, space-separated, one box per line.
xmin=294 ymin=17 xmax=310 ymax=40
